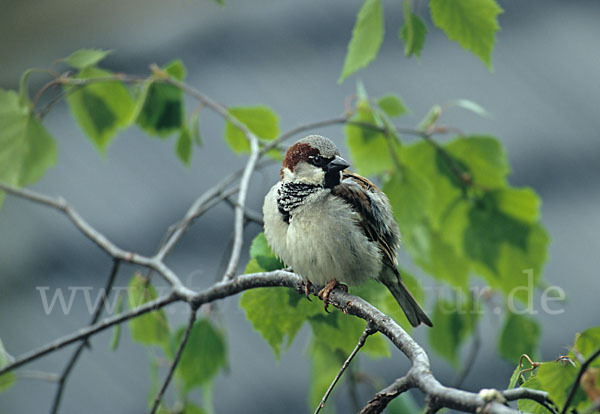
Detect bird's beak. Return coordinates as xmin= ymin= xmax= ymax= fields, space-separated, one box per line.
xmin=327 ymin=156 xmax=350 ymax=173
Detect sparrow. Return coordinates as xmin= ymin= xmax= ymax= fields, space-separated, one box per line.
xmin=262 ymin=135 xmax=432 ymax=327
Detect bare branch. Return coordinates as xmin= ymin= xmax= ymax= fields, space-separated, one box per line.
xmin=359 ymin=376 xmax=413 ymax=414
xmin=222 ymin=135 xmax=260 ymax=281
xmin=50 ymin=259 xmax=121 ymax=414
xmin=157 ymin=182 xmax=240 ymax=260
xmin=161 ymin=78 xmax=262 ymax=282
xmin=224 ymin=197 xmax=263 ymax=225
xmin=503 ymin=388 xmax=556 ymax=412
xmin=0 ymin=293 xmax=179 ymax=376
xmin=315 ymin=323 xmax=376 ymax=414
xmin=0 ymin=266 xmax=549 ymax=414
xmin=0 ymin=182 xmax=195 ymax=298
xmin=150 ymin=307 xmax=198 ymax=414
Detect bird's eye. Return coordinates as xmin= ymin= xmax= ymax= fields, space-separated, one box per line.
xmin=311 ymin=155 xmax=322 ymax=165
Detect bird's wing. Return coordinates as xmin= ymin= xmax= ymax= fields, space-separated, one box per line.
xmin=331 ymin=172 xmax=400 ymax=268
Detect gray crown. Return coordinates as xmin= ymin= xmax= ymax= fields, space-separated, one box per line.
xmin=297 ymin=135 xmax=340 ymax=158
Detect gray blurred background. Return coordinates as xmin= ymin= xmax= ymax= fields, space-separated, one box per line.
xmin=1 ymin=0 xmax=599 ymax=413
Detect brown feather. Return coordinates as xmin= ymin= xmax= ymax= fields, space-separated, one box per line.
xmin=331 ymin=172 xmax=399 ymax=269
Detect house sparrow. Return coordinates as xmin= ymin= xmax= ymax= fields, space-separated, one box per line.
xmin=263 ymin=135 xmax=432 ymax=327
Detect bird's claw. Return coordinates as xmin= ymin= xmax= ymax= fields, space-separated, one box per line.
xmin=303 ymin=279 xmax=313 ymax=301
xmin=318 ymin=279 xmax=347 ymax=312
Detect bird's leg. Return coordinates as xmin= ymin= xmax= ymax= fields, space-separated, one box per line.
xmin=318 ymin=279 xmax=347 ymax=312
xmin=303 ymin=279 xmax=313 ymax=301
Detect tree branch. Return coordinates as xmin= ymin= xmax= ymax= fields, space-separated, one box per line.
xmin=0 ymin=268 xmax=548 ymax=414
xmin=0 ymin=293 xmax=179 ymax=376
xmin=359 ymin=376 xmax=413 ymax=414
xmin=150 ymin=307 xmax=198 ymax=414
xmin=222 ymin=134 xmax=259 ymax=281
xmin=315 ymin=323 xmax=376 ymax=414
xmin=50 ymin=259 xmax=121 ymax=414
xmin=161 ymin=78 xmax=261 ymax=282
xmin=0 ymin=182 xmax=195 ymax=299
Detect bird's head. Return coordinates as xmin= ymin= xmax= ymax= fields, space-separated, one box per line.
xmin=280 ymin=135 xmax=350 ymax=188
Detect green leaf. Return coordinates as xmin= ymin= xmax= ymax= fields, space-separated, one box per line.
xmin=498 ymin=312 xmax=540 ymax=364
xmin=428 ymin=298 xmax=480 ymax=366
xmin=383 ymin=156 xmax=471 ymax=289
xmin=507 ymin=364 xmax=525 ymax=389
xmin=487 ymin=187 xmax=540 ymax=223
xmin=0 ymin=89 xmax=57 ymax=199
xmin=136 ymin=60 xmax=186 ymax=138
xmin=127 ymin=274 xmax=170 ymax=351
xmin=175 ymin=318 xmax=227 ymax=391
xmin=239 ymin=287 xmax=321 ymax=358
xmin=376 ymin=94 xmax=408 ymax=118
xmin=384 ymin=168 xmax=432 ymax=233
xmin=190 ymin=112 xmax=202 ymax=147
xmin=176 ymin=126 xmax=193 ymax=165
xmin=400 ymin=0 xmax=427 ymax=58
xmin=309 ymin=340 xmax=343 ymax=411
xmin=517 ymin=377 xmax=551 ymax=414
xmin=345 ymin=106 xmax=399 ymax=176
xmin=429 ymin=0 xmax=503 ymax=69
xmin=183 ymin=403 xmax=207 ymax=414
xmin=535 ymin=361 xmax=584 ymax=409
xmin=62 ymin=49 xmax=112 ymax=70
xmin=447 ymin=99 xmax=492 ymax=118
xmin=249 ymin=232 xmax=284 ymax=271
xmin=224 ymin=106 xmax=279 ymax=153
xmin=574 ymin=326 xmax=600 ymax=363
xmin=385 ymin=393 xmax=421 ymax=413
xmin=445 ymin=135 xmax=510 ymax=189
xmin=398 ymin=140 xmax=462 ymax=230
xmin=0 ymin=371 xmax=16 ymax=392
xmin=65 ymin=67 xmax=135 ymax=151
xmin=110 ymin=294 xmax=124 ymax=351
xmin=463 ymin=198 xmax=549 ymax=300
xmin=417 ymin=104 xmax=442 ymax=132
xmin=0 ymin=338 xmax=16 ymax=392
xmin=339 ymin=0 xmax=384 ymax=82
xmin=309 ymin=311 xmax=389 ymax=358
xmin=18 ymin=68 xmax=36 ymax=105
xmin=395 ymin=137 xmax=549 ymax=297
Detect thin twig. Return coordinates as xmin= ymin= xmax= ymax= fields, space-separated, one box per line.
xmin=224 ymin=197 xmax=263 ymax=225
xmin=0 ymin=182 xmax=195 ymax=299
xmin=561 ymin=346 xmax=600 ymax=414
xmin=15 ymin=370 xmax=60 ymax=382
xmin=314 ymin=323 xmax=376 ymax=414
xmin=160 ymin=78 xmax=262 ymax=282
xmin=452 ymin=322 xmax=482 ymax=389
xmin=0 ymin=293 xmax=179 ymax=376
xmin=150 ymin=307 xmax=198 ymax=414
xmin=50 ymin=259 xmax=121 ymax=414
xmin=156 ymin=183 xmax=240 ymax=260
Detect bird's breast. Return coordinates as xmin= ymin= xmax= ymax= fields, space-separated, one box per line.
xmin=285 ymin=192 xmax=382 ymax=286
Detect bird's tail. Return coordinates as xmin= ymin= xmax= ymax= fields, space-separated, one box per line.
xmin=378 ymin=267 xmax=433 ymax=328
